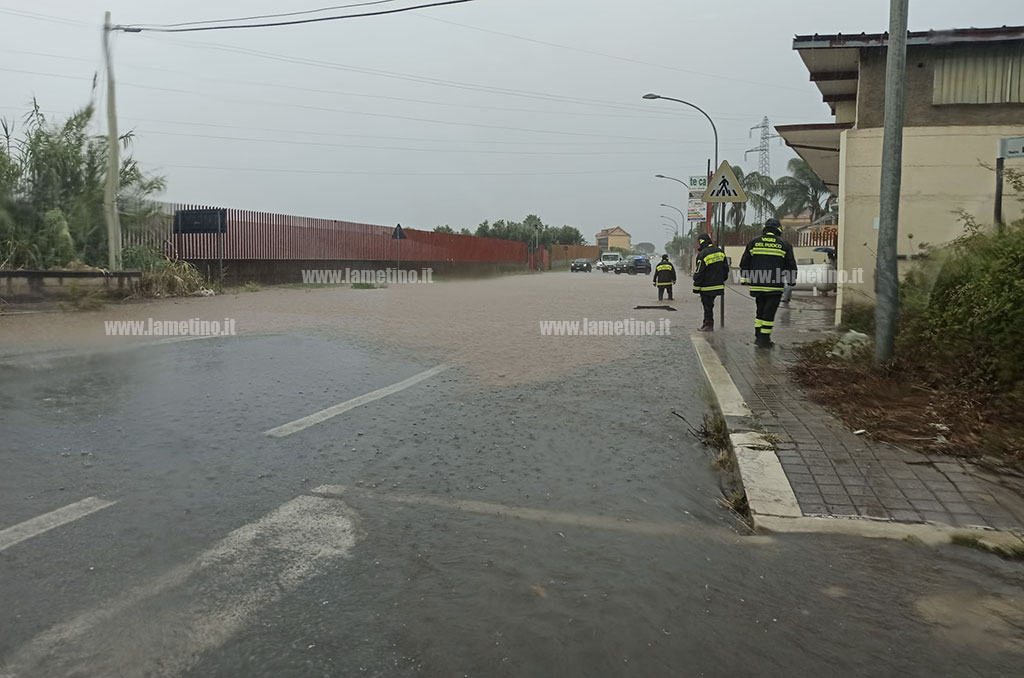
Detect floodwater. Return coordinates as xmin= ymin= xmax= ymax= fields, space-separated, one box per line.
xmin=1 ymin=274 xmax=1022 ymax=677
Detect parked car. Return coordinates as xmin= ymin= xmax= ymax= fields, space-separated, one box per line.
xmin=614 ymin=255 xmax=651 ymax=275
xmin=596 ymin=252 xmax=623 ymax=272
xmin=570 ymin=258 xmax=592 ymax=272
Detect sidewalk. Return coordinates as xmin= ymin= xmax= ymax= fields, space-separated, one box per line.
xmin=699 ymin=284 xmax=1024 ymax=534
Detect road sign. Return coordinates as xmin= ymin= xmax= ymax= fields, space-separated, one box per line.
xmin=702 ymin=161 xmax=748 ymax=203
xmin=688 ymin=175 xmax=708 ymax=192
xmin=687 ymin=200 xmax=707 ymax=221
xmin=998 ymin=136 xmax=1024 ymax=159
xmin=392 ymin=224 xmax=407 ymax=240
xmin=173 ymin=208 xmax=227 ymax=234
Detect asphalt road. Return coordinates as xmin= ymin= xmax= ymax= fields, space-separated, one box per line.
xmin=1 ymin=273 xmax=1022 ymax=677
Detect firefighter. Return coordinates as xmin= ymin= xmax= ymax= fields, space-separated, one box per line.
xmin=739 ymin=219 xmax=798 ymax=348
xmin=652 ymin=254 xmax=677 ymax=301
xmin=692 ymin=233 xmax=729 ymax=332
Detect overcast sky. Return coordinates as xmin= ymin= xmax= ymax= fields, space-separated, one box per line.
xmin=2 ymin=0 xmax=1020 ymax=247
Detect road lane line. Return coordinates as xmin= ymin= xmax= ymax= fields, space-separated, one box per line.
xmin=264 ymin=363 xmax=451 ymax=438
xmin=0 ymin=497 xmax=117 ymax=553
xmin=310 ymin=485 xmax=772 ymax=544
xmin=5 ymin=494 xmax=359 ymax=678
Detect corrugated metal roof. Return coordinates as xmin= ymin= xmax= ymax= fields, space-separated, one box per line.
xmin=794 ymin=25 xmax=1024 ymax=50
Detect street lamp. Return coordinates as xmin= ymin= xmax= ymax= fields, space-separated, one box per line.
xmin=645 ymin=92 xmax=724 ymax=325
xmin=654 ymin=174 xmax=687 ymax=186
xmin=661 ymin=203 xmax=685 ymax=226
xmin=643 ymin=94 xmax=718 ymax=171
xmin=661 ymin=215 xmax=679 ymax=235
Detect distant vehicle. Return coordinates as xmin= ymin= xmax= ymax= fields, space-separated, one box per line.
xmin=596 ymin=252 xmax=623 ymax=272
xmin=628 ymin=255 xmax=652 ymax=275
xmin=614 ymin=255 xmax=651 ymax=275
xmin=570 ymin=258 xmax=592 ymax=272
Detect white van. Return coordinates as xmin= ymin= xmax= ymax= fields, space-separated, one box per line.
xmin=596 ymin=252 xmax=623 ymax=272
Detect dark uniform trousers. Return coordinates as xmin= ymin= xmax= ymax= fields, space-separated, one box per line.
xmin=754 ymin=293 xmax=782 ymax=340
xmin=700 ymin=294 xmax=716 ymax=326
xmin=658 ymin=285 xmax=673 ymax=301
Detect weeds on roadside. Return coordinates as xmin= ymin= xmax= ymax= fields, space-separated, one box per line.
xmin=950 ymin=532 xmax=1024 ymax=561
xmin=350 ymin=282 xmax=377 ymax=290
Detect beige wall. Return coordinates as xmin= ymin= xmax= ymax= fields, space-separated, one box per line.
xmin=606 ymin=234 xmax=631 ymax=251
xmin=836 ymin=124 xmax=1024 ymax=323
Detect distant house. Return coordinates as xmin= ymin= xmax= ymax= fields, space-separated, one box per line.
xmin=776 ymin=25 xmax=1024 ymax=324
xmin=595 ymin=227 xmax=631 ymax=252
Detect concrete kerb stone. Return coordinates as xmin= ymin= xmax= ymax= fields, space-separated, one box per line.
xmin=688 ymin=332 xmax=1024 ymax=549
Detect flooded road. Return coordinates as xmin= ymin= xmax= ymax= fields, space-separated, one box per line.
xmin=1 ymin=274 xmax=1022 ymax=677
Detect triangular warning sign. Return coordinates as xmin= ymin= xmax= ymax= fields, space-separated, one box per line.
xmin=392 ymin=224 xmax=407 ymax=240
xmin=701 ymin=162 xmax=748 ymax=203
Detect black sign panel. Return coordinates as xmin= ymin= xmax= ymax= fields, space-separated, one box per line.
xmin=174 ymin=208 xmax=227 ymax=234
xmin=391 ymin=224 xmax=407 ymax=240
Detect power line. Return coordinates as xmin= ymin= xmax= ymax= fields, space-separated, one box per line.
xmin=139 ymin=129 xmax=747 ymax=155
xmin=0 ymin=104 xmax=733 ymax=147
xmin=0 ymin=48 xmax=695 ymax=122
xmin=156 ymin=164 xmax=669 ymax=177
xmin=114 ymin=0 xmax=481 ymax=33
xmin=126 ymin=1 xmax=402 ymax=29
xmin=416 ymin=14 xmax=811 ymax=94
xmin=0 ymin=65 xmax=708 ymax=142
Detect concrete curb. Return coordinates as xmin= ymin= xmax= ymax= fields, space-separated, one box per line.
xmin=690 ymin=333 xmax=1024 ymax=550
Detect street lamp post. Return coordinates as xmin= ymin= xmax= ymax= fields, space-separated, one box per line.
xmin=661 ymin=215 xmax=679 ymax=236
xmin=661 ymin=203 xmax=685 ymax=230
xmin=644 ymin=93 xmax=724 ymax=326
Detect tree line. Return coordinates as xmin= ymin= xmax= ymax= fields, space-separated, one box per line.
xmin=434 ymin=214 xmax=586 ymax=247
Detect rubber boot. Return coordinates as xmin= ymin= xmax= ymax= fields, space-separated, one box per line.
xmin=698 ymin=323 xmax=713 ymax=332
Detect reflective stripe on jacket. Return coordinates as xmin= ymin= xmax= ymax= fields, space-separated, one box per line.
xmin=653 ymin=261 xmax=676 ymax=286
xmin=692 ymin=245 xmax=729 ymax=296
xmin=738 ymin=234 xmax=797 ymax=295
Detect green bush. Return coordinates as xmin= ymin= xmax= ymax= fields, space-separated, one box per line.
xmin=898 ymin=215 xmax=1024 ymax=391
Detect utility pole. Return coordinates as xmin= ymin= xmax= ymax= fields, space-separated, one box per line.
xmin=102 ymin=11 xmax=122 ymax=270
xmin=874 ymin=0 xmax=909 ymax=364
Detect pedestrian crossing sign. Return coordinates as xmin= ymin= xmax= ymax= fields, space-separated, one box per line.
xmin=702 ymin=161 xmax=747 ymax=203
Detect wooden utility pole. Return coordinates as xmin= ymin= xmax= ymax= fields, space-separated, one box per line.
xmin=874 ymin=0 xmax=909 ymax=364
xmin=102 ymin=11 xmax=122 ymax=270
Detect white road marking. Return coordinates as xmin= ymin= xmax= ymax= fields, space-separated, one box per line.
xmin=264 ymin=363 xmax=451 ymax=438
xmin=4 ymin=494 xmax=359 ymax=678
xmin=0 ymin=497 xmax=117 ymax=553
xmin=310 ymin=485 xmax=772 ymax=544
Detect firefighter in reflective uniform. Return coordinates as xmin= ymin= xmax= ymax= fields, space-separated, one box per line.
xmin=739 ymin=219 xmax=798 ymax=348
xmin=691 ymin=233 xmax=729 ymax=332
xmin=652 ymin=254 xmax=677 ymax=301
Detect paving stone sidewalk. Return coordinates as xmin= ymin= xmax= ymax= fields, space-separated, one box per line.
xmin=703 ymin=285 xmax=1024 ymax=533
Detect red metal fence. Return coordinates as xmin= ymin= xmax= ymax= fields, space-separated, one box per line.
xmin=123 ymin=202 xmax=528 ymax=263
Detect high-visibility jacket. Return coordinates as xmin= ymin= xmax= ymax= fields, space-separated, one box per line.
xmin=692 ymin=244 xmax=729 ymax=296
xmin=739 ymin=234 xmax=798 ymax=295
xmin=653 ymin=260 xmax=676 ymax=286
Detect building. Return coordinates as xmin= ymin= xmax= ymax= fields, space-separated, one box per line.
xmin=776 ymin=25 xmax=1024 ymax=323
xmin=595 ymin=226 xmax=631 ymax=252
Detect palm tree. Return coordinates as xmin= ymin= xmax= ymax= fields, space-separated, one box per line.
xmin=774 ymin=158 xmax=830 ymax=222
xmin=727 ymin=164 xmax=776 ymax=231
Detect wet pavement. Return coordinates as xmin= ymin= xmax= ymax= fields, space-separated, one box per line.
xmin=1 ymin=273 xmax=1023 ymax=677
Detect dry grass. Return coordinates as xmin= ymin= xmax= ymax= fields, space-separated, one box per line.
xmin=791 ymin=339 xmax=1024 ymax=472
